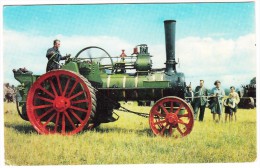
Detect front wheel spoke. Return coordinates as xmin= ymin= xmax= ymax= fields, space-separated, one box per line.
xmin=160 ymin=123 xmax=169 ymax=135
xmin=176 ymin=125 xmax=184 ymax=136
xmin=35 ymin=95 xmax=54 ymax=103
xmin=43 ymin=112 xmax=56 ymax=127
xmin=178 ymin=119 xmax=187 ymax=125
xmin=154 ymin=119 xmax=167 ymax=125
xmin=159 ymin=104 xmax=169 ymax=114
xmin=71 ymin=99 xmax=90 ymax=105
xmin=153 ymin=110 xmax=165 ymax=117
xmin=38 ymin=108 xmax=55 ymax=120
xmin=69 ymin=109 xmax=83 ymax=124
xmin=62 ymin=113 xmax=66 ymax=134
xmin=70 ymin=105 xmax=88 ymax=113
xmin=69 ymin=91 xmax=84 ymax=100
xmin=170 ymin=101 xmax=173 ymax=113
xmin=174 ymin=104 xmax=184 ymax=114
xmin=169 ymin=125 xmax=173 ymax=135
xmin=33 ymin=104 xmax=53 ymax=110
xmin=178 ymin=113 xmax=189 ymax=118
xmin=64 ymin=111 xmax=76 ymax=129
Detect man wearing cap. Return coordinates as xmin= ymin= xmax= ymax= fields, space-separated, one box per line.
xmin=193 ymin=80 xmax=208 ymax=121
xmin=211 ymin=80 xmax=225 ymax=122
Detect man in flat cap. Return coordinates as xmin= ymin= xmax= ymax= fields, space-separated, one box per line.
xmin=210 ymin=80 xmax=225 ymax=122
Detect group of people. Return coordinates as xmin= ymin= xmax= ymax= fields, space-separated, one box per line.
xmin=3 ymin=83 xmax=16 ymax=103
xmin=185 ymin=80 xmax=240 ymax=122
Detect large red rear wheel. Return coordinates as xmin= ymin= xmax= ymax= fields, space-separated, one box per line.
xmin=149 ymin=96 xmax=194 ymax=138
xmin=26 ymin=70 xmax=96 ymax=135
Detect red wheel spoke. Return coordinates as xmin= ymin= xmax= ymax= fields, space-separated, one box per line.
xmin=178 ymin=113 xmax=189 ymax=118
xmin=56 ymin=75 xmax=63 ymax=96
xmin=70 ymin=105 xmax=88 ymax=113
xmin=168 ymin=125 xmax=173 ymax=135
xmin=160 ymin=123 xmax=169 ymax=135
xmin=156 ymin=120 xmax=163 ymax=129
xmin=62 ymin=113 xmax=66 ymax=134
xmin=38 ymin=86 xmax=55 ymax=98
xmin=159 ymin=104 xmax=169 ymax=114
xmin=153 ymin=110 xmax=165 ymax=117
xmin=69 ymin=109 xmax=83 ymax=124
xmin=38 ymin=108 xmax=55 ymax=120
xmin=170 ymin=101 xmax=173 ymax=113
xmin=64 ymin=111 xmax=76 ymax=129
xmin=67 ymin=81 xmax=78 ymax=97
xmin=49 ymin=79 xmax=58 ymax=97
xmin=43 ymin=112 xmax=56 ymax=128
xmin=154 ymin=119 xmax=167 ymax=125
xmin=174 ymin=104 xmax=184 ymax=114
xmin=178 ymin=119 xmax=188 ymax=126
xmin=69 ymin=91 xmax=84 ymax=100
xmin=35 ymin=95 xmax=54 ymax=103
xmin=176 ymin=125 xmax=184 ymax=136
xmin=33 ymin=104 xmax=53 ymax=110
xmin=62 ymin=78 xmax=71 ymax=96
xmin=71 ymin=99 xmax=90 ymax=105
xmin=54 ymin=112 xmax=60 ymax=132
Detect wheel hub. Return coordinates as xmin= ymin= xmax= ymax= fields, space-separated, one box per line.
xmin=166 ymin=113 xmax=178 ymax=125
xmin=54 ymin=96 xmax=70 ymax=112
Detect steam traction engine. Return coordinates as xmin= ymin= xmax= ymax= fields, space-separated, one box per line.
xmin=14 ymin=20 xmax=194 ymax=137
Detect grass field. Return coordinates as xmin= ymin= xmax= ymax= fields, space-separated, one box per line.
xmin=3 ymin=102 xmax=257 ymax=165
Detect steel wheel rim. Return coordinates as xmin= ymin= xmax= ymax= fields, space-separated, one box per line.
xmin=149 ymin=96 xmax=194 ymax=138
xmin=26 ymin=70 xmax=92 ymax=135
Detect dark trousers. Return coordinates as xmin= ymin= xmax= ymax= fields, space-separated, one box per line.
xmin=194 ymin=104 xmax=206 ymax=121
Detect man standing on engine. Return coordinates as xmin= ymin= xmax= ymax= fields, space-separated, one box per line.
xmin=46 ymin=39 xmax=70 ymax=72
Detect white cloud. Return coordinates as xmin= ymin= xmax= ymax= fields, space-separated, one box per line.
xmin=175 ymin=34 xmax=256 ymax=89
xmin=3 ymin=30 xmax=256 ymax=90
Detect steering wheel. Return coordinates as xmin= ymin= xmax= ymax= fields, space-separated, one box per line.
xmin=75 ymin=46 xmax=114 ymax=71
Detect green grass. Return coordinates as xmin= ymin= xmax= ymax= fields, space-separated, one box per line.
xmin=4 ymin=102 xmax=257 ymax=165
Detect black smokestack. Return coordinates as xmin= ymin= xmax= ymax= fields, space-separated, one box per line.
xmin=164 ymin=20 xmax=177 ymax=75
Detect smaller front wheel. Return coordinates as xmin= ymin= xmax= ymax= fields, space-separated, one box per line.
xmin=149 ymin=96 xmax=194 ymax=138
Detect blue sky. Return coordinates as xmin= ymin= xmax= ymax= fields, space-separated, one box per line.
xmin=2 ymin=2 xmax=256 ymax=89
xmin=4 ymin=3 xmax=255 ymax=42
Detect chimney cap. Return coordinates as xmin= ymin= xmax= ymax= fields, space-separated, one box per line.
xmin=164 ymin=20 xmax=176 ymax=23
